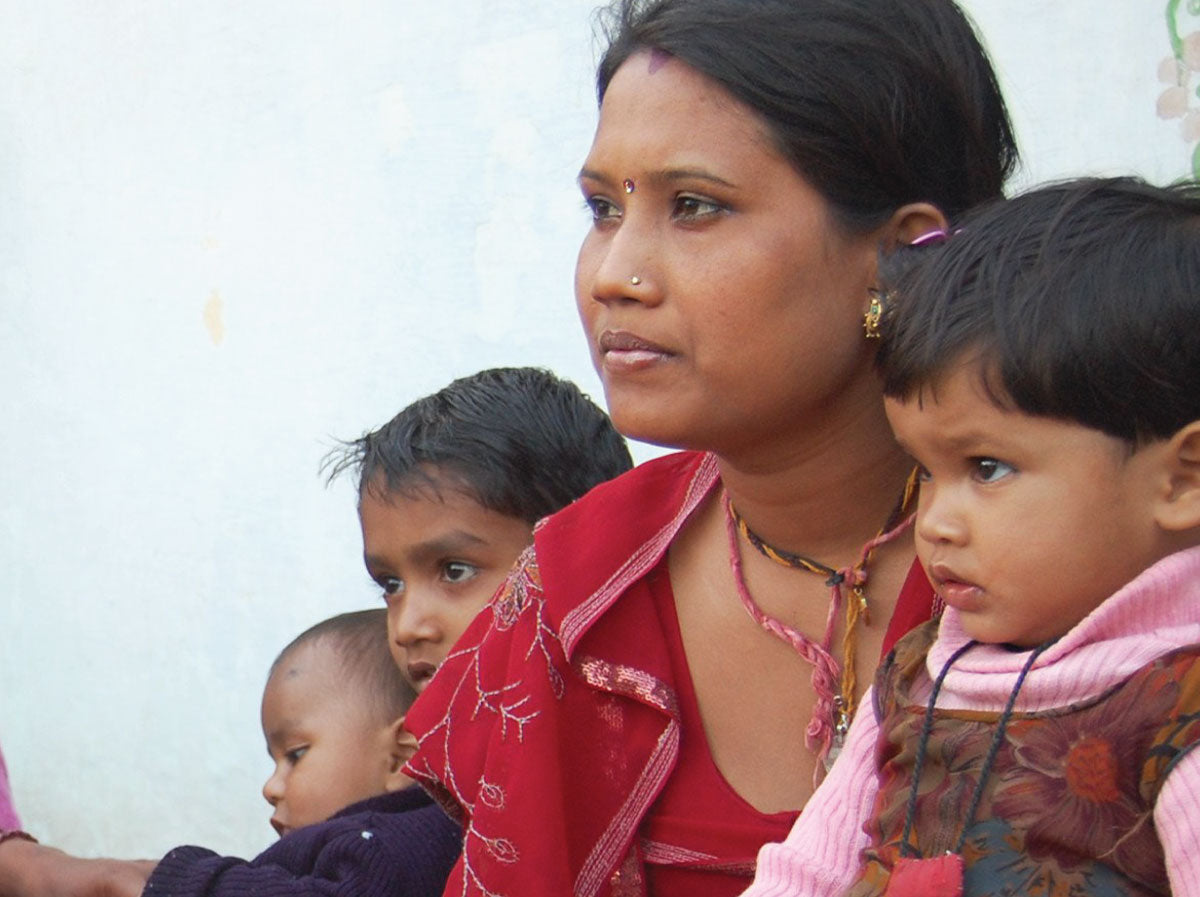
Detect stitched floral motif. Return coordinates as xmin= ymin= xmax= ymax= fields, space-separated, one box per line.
xmin=407 ymin=546 xmax=564 ymax=896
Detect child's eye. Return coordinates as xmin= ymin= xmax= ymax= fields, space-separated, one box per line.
xmin=972 ymin=457 xmax=1015 ymax=483
xmin=584 ymin=195 xmax=620 ymax=224
xmin=442 ymin=561 xmax=479 ymax=584
xmin=380 ymin=577 xmax=404 ymax=598
xmin=672 ymin=194 xmax=724 ymax=221
xmin=285 ymin=746 xmax=308 ymax=765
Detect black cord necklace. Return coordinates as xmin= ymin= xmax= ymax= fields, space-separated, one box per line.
xmin=887 ymin=638 xmax=1056 ymax=896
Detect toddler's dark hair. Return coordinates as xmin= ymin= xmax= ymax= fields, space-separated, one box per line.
xmin=271 ymin=609 xmax=414 ymax=722
xmin=877 ymin=177 xmax=1200 ymax=445
xmin=325 ymin=367 xmax=633 ymax=521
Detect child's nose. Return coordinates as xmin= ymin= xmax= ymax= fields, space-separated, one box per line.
xmin=916 ymin=488 xmax=967 ymax=546
xmin=262 ymin=768 xmax=284 ymax=807
xmin=388 ymin=589 xmax=441 ymax=649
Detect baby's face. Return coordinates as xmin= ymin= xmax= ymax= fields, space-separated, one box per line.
xmin=260 ymin=640 xmax=401 ymax=836
xmin=885 ymin=366 xmax=1166 ymax=647
xmin=359 ymin=475 xmax=533 ymax=692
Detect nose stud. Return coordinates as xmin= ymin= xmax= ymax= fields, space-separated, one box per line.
xmin=630 ymin=275 xmax=642 ymax=286
xmin=622 ymin=178 xmax=636 ymax=194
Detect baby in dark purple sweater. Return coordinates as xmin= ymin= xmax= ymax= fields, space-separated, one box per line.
xmin=143 ymin=608 xmax=461 ymax=897
xmin=0 ymin=609 xmax=459 ymax=897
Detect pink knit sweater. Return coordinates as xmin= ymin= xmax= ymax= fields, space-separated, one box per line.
xmin=742 ymin=544 xmax=1200 ymax=897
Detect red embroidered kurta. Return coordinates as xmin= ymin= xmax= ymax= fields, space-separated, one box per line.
xmin=404 ymin=452 xmax=934 ymax=897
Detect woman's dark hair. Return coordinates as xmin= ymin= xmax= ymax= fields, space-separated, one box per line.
xmin=876 ymin=177 xmax=1200 ymax=445
xmin=596 ymin=0 xmax=1018 ymax=232
xmin=324 ymin=367 xmax=633 ymax=524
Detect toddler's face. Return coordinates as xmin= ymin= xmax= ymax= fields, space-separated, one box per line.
xmin=260 ymin=640 xmax=403 ymax=836
xmin=885 ymin=366 xmax=1166 ymax=647
xmin=359 ymin=474 xmax=533 ymax=692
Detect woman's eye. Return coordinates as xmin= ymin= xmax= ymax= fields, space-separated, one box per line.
xmin=973 ymin=458 xmax=1014 ymax=483
xmin=584 ymin=195 xmax=620 ymax=223
xmin=442 ymin=561 xmax=479 ymax=584
xmin=672 ymin=194 xmax=723 ymax=220
xmin=380 ymin=577 xmax=404 ymax=597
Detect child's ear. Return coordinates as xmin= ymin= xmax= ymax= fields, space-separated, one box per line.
xmin=384 ymin=716 xmax=418 ymax=793
xmin=1154 ymin=421 xmax=1200 ymax=532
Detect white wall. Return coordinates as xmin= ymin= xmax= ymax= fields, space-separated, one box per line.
xmin=0 ymin=1 xmax=1193 ymax=859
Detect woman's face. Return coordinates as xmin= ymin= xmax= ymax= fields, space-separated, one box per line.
xmin=575 ymin=52 xmax=883 ymax=457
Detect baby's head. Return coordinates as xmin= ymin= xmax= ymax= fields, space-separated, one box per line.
xmin=877 ymin=177 xmax=1200 ymax=646
xmin=327 ymin=367 xmax=632 ymax=690
xmin=261 ymin=609 xmax=416 ymax=837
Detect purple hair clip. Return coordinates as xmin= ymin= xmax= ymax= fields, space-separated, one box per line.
xmin=909 ymin=229 xmax=948 ymax=247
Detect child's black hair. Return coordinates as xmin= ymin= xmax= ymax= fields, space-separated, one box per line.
xmin=877 ymin=177 xmax=1200 ymax=445
xmin=271 ymin=608 xmax=414 ymax=723
xmin=325 ymin=367 xmax=633 ymax=522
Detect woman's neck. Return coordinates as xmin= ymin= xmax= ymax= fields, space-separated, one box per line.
xmin=714 ymin=398 xmax=914 ymax=569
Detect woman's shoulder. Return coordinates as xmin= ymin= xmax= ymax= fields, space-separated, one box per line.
xmin=541 ymin=450 xmax=709 ymax=527
xmin=535 ymin=450 xmax=714 ymax=559
xmin=531 ymin=450 xmax=716 ymax=626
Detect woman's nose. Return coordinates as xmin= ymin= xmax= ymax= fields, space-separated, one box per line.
xmin=584 ymin=210 xmax=662 ymax=307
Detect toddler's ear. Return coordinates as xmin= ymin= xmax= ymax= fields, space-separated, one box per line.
xmin=384 ymin=716 xmax=418 ymax=792
xmin=1155 ymin=421 xmax=1200 ymax=532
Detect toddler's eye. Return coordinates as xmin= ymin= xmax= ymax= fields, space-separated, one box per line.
xmin=380 ymin=577 xmax=404 ymax=597
xmin=442 ymin=561 xmax=479 ymax=584
xmin=973 ymin=458 xmax=1014 ymax=483
xmin=285 ymin=746 xmax=308 ymax=765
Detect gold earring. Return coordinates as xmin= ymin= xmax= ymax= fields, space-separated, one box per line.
xmin=863 ymin=289 xmax=885 ymax=339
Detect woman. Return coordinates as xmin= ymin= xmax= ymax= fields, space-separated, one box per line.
xmin=403 ymin=1 xmax=1017 ymax=895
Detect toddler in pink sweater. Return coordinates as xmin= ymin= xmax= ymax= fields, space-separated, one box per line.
xmin=743 ymin=178 xmax=1200 ymax=897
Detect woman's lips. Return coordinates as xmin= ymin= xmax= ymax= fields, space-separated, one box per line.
xmin=598 ymin=329 xmax=673 ymax=371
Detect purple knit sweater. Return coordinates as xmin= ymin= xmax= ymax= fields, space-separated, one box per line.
xmin=143 ymin=785 xmax=460 ymax=897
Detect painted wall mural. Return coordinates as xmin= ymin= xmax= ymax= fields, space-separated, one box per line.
xmin=1160 ymin=0 xmax=1200 ymax=177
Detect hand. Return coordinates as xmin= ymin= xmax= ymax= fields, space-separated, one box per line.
xmin=0 ymin=839 xmax=156 ymax=897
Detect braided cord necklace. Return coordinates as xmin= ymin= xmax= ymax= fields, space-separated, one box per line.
xmin=724 ymin=468 xmax=920 ymax=774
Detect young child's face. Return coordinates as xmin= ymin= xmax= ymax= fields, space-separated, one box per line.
xmin=359 ymin=475 xmax=533 ymax=692
xmin=260 ymin=640 xmax=406 ymax=836
xmin=884 ymin=365 xmax=1166 ymax=647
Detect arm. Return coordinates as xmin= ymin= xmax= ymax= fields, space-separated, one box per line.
xmin=0 ymin=838 xmax=154 ymax=897
xmin=0 ymin=743 xmax=21 ymax=830
xmin=740 ymin=687 xmax=881 ymax=897
xmin=1155 ymin=745 xmax=1200 ymax=897
xmin=144 ymin=805 xmax=460 ymax=897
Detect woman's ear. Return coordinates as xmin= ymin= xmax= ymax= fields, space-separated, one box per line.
xmin=1155 ymin=421 xmax=1200 ymax=532
xmin=384 ymin=716 xmax=419 ymax=792
xmin=881 ymin=202 xmax=950 ymax=253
